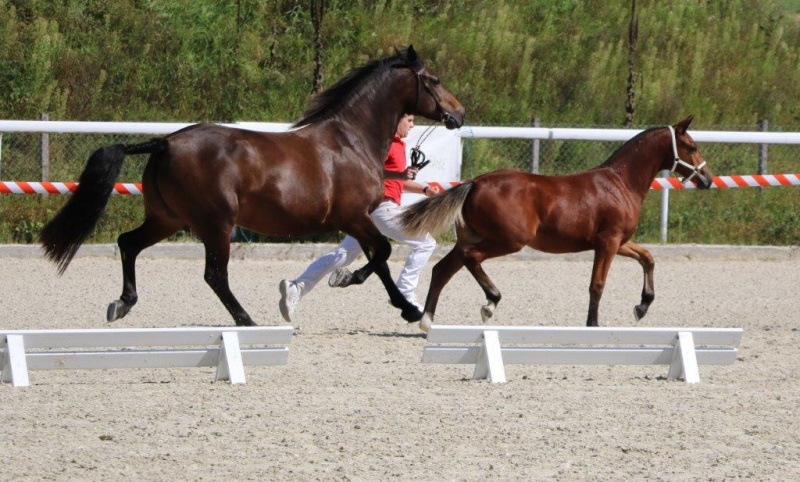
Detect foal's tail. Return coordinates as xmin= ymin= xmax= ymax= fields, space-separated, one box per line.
xmin=39 ymin=139 xmax=168 ymax=274
xmin=400 ymin=181 xmax=474 ymax=237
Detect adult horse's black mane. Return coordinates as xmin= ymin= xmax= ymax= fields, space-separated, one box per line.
xmin=293 ymin=48 xmax=424 ymax=128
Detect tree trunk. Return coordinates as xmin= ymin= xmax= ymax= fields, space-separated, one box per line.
xmin=624 ymin=0 xmax=638 ymax=128
xmin=311 ymin=0 xmax=326 ymax=93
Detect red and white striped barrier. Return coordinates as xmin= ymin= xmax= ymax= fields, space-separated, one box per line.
xmin=0 ymin=181 xmax=142 ymax=195
xmin=1 ymin=174 xmax=798 ymax=195
xmin=650 ymin=173 xmax=800 ymax=190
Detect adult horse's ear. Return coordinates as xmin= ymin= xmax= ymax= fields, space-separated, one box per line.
xmin=407 ymin=45 xmax=419 ymax=63
xmin=675 ymin=115 xmax=694 ymax=133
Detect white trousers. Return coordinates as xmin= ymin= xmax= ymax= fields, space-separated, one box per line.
xmin=293 ymin=201 xmax=436 ymax=301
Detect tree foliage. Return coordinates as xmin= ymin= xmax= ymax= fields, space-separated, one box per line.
xmin=2 ymin=0 xmax=800 ymax=127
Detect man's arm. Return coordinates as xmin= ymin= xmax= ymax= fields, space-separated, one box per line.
xmin=403 ymin=180 xmax=441 ymax=197
xmin=384 ymin=167 xmax=419 ymax=180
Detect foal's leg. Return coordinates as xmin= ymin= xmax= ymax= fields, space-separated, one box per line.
xmin=418 ymin=246 xmax=466 ymax=332
xmin=616 ymin=240 xmax=655 ymax=321
xmin=108 ymin=216 xmax=181 ymax=322
xmin=462 ymin=242 xmax=523 ymax=323
xmin=199 ymin=227 xmax=257 ymax=326
xmin=586 ymin=239 xmax=622 ymax=327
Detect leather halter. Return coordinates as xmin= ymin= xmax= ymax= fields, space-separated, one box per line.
xmin=668 ymin=125 xmax=706 ymax=184
xmin=413 ymin=68 xmax=457 ymax=126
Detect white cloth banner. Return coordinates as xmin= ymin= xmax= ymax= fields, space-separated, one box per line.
xmin=401 ymin=126 xmax=462 ymax=205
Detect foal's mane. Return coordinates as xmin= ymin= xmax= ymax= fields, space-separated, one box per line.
xmin=598 ymin=125 xmax=663 ymax=168
xmin=292 ymin=47 xmax=424 ymax=128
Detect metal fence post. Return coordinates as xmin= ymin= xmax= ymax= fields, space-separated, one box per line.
xmin=659 ymin=170 xmax=670 ymax=243
xmin=758 ymin=119 xmax=768 ymax=175
xmin=530 ymin=117 xmax=540 ymax=173
xmin=40 ymin=113 xmax=49 ymax=181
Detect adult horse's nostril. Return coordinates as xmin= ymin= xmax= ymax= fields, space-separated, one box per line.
xmin=444 ymin=112 xmax=463 ymax=129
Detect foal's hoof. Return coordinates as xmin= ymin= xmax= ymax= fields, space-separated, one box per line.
xmin=107 ymin=300 xmax=132 ymax=322
xmin=419 ymin=315 xmax=432 ymax=333
xmin=328 ymin=268 xmax=353 ymax=288
xmin=633 ymin=304 xmax=648 ymax=321
xmin=480 ymin=302 xmax=497 ymax=323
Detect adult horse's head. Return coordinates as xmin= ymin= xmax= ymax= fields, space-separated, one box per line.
xmin=293 ymin=45 xmax=464 ymax=133
xmin=396 ymin=45 xmax=465 ymax=129
xmin=667 ymin=115 xmax=713 ymax=189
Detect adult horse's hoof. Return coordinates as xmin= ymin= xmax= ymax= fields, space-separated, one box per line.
xmin=106 ymin=300 xmax=132 ymax=322
xmin=633 ymin=304 xmax=648 ymax=321
xmin=328 ymin=268 xmax=353 ymax=288
xmin=401 ymin=305 xmax=423 ymax=323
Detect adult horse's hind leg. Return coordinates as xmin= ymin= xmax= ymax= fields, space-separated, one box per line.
xmin=108 ymin=216 xmax=182 ymax=322
xmin=199 ymin=228 xmax=257 ymax=326
xmin=616 ymin=240 xmax=655 ymax=321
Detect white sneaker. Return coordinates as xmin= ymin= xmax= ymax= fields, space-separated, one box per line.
xmin=278 ymin=280 xmax=301 ymax=323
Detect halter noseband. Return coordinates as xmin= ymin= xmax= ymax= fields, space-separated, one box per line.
xmin=667 ymin=125 xmax=706 ymax=184
xmin=413 ymin=68 xmax=457 ymax=126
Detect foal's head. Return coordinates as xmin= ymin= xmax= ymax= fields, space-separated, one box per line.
xmin=667 ymin=116 xmax=713 ymax=189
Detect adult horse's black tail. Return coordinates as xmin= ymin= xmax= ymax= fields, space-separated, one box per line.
xmin=40 ymin=139 xmax=167 ymax=274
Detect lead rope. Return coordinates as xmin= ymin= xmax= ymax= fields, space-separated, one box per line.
xmin=410 ymin=124 xmax=437 ymax=170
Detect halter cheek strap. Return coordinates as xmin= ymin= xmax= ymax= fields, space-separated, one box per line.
xmin=668 ymin=125 xmax=706 ymax=184
xmin=414 ymin=68 xmax=455 ymax=126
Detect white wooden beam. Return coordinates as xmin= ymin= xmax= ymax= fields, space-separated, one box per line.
xmin=216 ymin=331 xmax=246 ymax=384
xmin=2 ymin=335 xmax=30 ymax=387
xmin=472 ymin=330 xmax=506 ymax=383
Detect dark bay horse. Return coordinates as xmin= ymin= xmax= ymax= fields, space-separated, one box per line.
xmin=39 ymin=46 xmax=465 ymax=326
xmin=400 ymin=116 xmax=712 ymax=332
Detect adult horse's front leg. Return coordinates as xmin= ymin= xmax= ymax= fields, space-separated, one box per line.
xmin=586 ymin=240 xmax=621 ymax=327
xmin=200 ymin=229 xmax=257 ymax=326
xmin=616 ymin=240 xmax=655 ymax=320
xmin=108 ymin=216 xmax=181 ymax=322
xmin=329 ymin=226 xmax=422 ymax=322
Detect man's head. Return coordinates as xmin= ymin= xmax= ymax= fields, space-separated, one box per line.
xmin=396 ymin=114 xmax=414 ymax=139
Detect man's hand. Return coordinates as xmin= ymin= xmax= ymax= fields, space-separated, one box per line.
xmin=404 ymin=167 xmax=420 ymax=180
xmin=423 ymin=184 xmax=441 ymax=197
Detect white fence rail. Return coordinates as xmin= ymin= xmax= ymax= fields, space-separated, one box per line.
xmin=3 ymin=120 xmax=800 ymax=144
